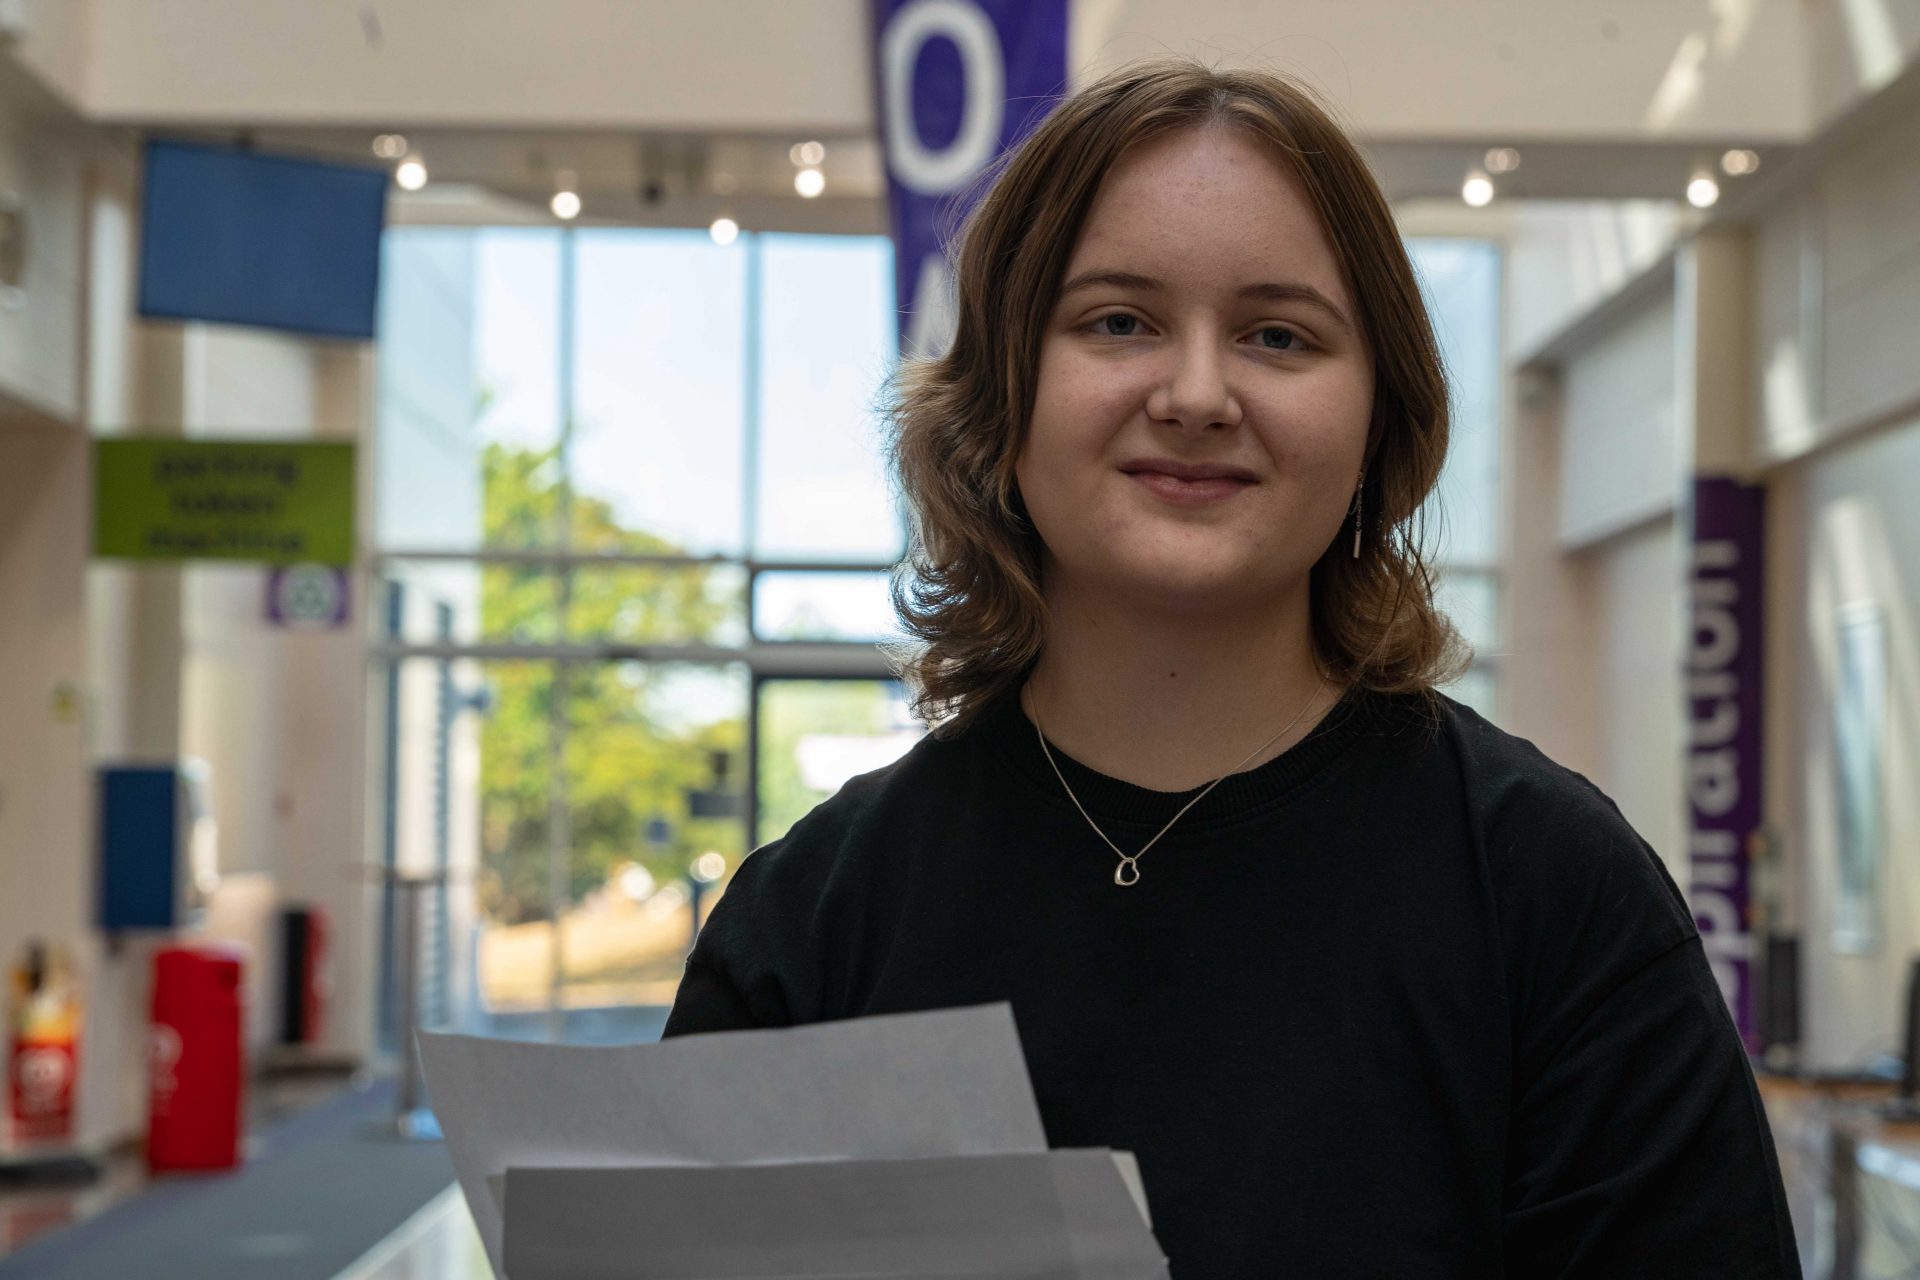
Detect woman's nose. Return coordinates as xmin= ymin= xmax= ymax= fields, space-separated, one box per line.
xmin=1146 ymin=336 xmax=1241 ymax=431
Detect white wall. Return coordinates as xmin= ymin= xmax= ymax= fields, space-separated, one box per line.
xmin=1587 ymin=518 xmax=1687 ymax=879
xmin=1742 ymin=41 xmax=1920 ymax=1070
xmin=1754 ymin=96 xmax=1920 ymax=465
xmin=1556 ymin=293 xmax=1680 ymax=548
xmin=170 ymin=328 xmax=376 ymax=1063
xmin=0 ymin=420 xmax=103 ymax=1145
xmin=1778 ymin=413 xmax=1920 ymax=1070
xmin=0 ymin=59 xmax=154 ymax=1155
xmin=1504 ymin=201 xmax=1685 ymax=364
xmin=0 ymin=59 xmax=86 ymax=423
xmin=1496 ymin=366 xmax=1598 ymax=779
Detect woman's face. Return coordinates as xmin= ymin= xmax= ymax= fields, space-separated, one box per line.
xmin=1016 ymin=124 xmax=1374 ymax=617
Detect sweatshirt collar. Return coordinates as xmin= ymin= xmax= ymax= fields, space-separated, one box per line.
xmin=973 ymin=678 xmax=1385 ymax=829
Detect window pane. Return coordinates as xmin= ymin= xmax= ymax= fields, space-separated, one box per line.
xmin=384 ymin=558 xmax=559 ymax=646
xmin=476 ymin=230 xmax=565 ymax=455
xmin=1410 ymin=239 xmax=1501 ymax=566
xmin=753 ymin=570 xmax=903 ymax=642
xmin=567 ymin=565 xmax=748 ymax=647
xmin=395 ymin=653 xmax=753 ymax=1032
xmin=563 ymin=661 xmax=749 ymax=1009
xmin=377 ymin=227 xmax=564 ymax=551
xmin=570 ymin=230 xmax=746 ymax=556
xmin=380 ymin=656 xmax=555 ymax=1022
xmin=754 ymin=234 xmax=904 ymax=561
xmin=755 ymin=680 xmax=923 ymax=845
xmin=377 ymin=229 xmax=484 ymax=551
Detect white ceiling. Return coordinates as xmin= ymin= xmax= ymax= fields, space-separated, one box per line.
xmin=8 ymin=0 xmax=1918 ymax=230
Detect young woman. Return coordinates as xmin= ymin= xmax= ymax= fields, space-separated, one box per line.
xmin=665 ymin=58 xmax=1801 ymax=1278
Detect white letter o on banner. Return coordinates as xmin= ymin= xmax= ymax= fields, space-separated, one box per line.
xmin=882 ymin=0 xmax=1005 ymax=195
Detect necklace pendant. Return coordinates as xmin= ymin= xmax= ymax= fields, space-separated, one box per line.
xmin=1114 ymin=858 xmax=1141 ymax=887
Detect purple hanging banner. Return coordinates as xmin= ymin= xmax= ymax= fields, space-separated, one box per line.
xmin=872 ymin=0 xmax=1069 ymax=357
xmin=1686 ymin=475 xmax=1766 ymax=1052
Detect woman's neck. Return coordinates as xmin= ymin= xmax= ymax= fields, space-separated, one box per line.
xmin=1020 ymin=582 xmax=1336 ymax=793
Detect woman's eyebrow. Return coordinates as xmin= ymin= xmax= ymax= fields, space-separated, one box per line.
xmin=1058 ymin=268 xmax=1163 ymax=297
xmin=1236 ymin=281 xmax=1356 ymax=337
xmin=1057 ymin=268 xmax=1355 ymax=336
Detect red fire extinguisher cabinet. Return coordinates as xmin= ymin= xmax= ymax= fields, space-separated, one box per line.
xmin=147 ymin=946 xmax=244 ymax=1172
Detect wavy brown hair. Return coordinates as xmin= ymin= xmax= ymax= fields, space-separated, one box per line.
xmin=881 ymin=56 xmax=1469 ymax=737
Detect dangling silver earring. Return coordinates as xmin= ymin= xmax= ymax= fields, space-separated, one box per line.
xmin=1351 ymin=477 xmax=1364 ymax=559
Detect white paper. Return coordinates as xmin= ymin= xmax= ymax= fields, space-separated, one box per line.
xmin=501 ymin=1151 xmax=1168 ymax=1279
xmin=420 ymin=1003 xmax=1076 ymax=1278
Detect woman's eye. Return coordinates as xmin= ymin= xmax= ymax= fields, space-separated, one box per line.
xmin=1255 ymin=326 xmax=1308 ymax=352
xmin=1095 ymin=313 xmax=1140 ymax=337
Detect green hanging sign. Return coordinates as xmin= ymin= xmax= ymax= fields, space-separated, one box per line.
xmin=94 ymin=439 xmax=356 ymax=566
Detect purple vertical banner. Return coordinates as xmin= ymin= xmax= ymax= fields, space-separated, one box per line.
xmin=872 ymin=0 xmax=1069 ymax=357
xmin=1686 ymin=475 xmax=1766 ymax=1052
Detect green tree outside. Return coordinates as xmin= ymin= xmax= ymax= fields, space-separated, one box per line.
xmin=477 ymin=441 xmax=746 ymax=924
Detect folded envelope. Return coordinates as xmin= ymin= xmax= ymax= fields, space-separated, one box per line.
xmin=419 ymin=1003 xmax=1167 ymax=1279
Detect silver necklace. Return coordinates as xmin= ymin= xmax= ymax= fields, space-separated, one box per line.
xmin=1023 ymin=675 xmax=1330 ymax=887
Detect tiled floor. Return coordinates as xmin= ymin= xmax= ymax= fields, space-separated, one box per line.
xmin=0 ymin=1158 xmax=146 ymax=1257
xmin=0 ymin=1071 xmax=358 ymax=1260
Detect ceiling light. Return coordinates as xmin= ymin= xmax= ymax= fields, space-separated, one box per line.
xmin=1720 ymin=149 xmax=1760 ymax=176
xmin=710 ymin=217 xmax=739 ymax=246
xmin=395 ymin=156 xmax=428 ymax=191
xmin=551 ymin=170 xmax=580 ymax=220
xmin=372 ymin=133 xmax=408 ymax=160
xmin=1687 ymin=173 xmax=1720 ymax=208
xmin=1461 ymin=172 xmax=1494 ymax=207
xmin=789 ymin=140 xmax=826 ymax=167
xmin=1484 ymin=147 xmax=1521 ymax=174
xmin=794 ymin=167 xmax=825 ymax=198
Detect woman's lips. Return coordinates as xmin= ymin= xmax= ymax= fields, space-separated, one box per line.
xmin=1126 ymin=470 xmax=1255 ymax=504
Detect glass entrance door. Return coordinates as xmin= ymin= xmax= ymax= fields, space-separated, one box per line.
xmin=383 ymin=649 xmax=753 ymax=1045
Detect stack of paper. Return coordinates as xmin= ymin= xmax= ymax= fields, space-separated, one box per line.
xmin=419 ymin=1002 xmax=1169 ymax=1279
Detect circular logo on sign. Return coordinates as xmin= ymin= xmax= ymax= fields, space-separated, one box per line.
xmin=15 ymin=1047 xmax=70 ymax=1108
xmin=272 ymin=563 xmax=345 ymax=630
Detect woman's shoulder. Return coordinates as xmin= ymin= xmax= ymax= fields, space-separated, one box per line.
xmin=1412 ymin=690 xmax=1698 ymax=958
xmin=1422 ymin=692 xmax=1632 ymax=828
xmin=725 ymin=725 xmax=971 ymax=905
xmin=1354 ymin=685 xmax=1636 ymax=832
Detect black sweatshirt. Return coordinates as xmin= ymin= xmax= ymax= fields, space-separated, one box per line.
xmin=663 ymin=682 xmax=1802 ymax=1278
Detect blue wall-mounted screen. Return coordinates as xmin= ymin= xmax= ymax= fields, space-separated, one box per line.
xmin=138 ymin=139 xmax=389 ymax=340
